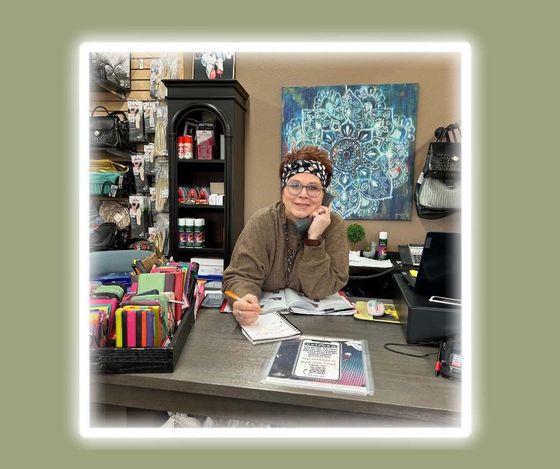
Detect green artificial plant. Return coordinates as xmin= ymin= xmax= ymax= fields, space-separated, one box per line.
xmin=347 ymin=223 xmax=366 ymax=251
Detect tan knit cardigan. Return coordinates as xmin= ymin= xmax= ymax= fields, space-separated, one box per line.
xmin=222 ymin=201 xmax=349 ymax=300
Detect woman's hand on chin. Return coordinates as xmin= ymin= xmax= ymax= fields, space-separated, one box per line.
xmin=307 ymin=205 xmax=331 ymax=239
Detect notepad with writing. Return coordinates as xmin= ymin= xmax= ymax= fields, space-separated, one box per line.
xmin=240 ymin=312 xmax=301 ymax=345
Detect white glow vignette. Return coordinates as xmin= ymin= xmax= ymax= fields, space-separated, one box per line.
xmin=79 ymin=41 xmax=472 ymax=441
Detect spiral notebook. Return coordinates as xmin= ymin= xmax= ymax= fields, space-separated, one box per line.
xmin=240 ymin=312 xmax=301 ymax=345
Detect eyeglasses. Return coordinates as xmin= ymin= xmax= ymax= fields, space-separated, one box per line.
xmin=286 ymin=181 xmax=323 ymax=198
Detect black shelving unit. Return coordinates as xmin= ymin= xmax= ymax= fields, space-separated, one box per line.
xmin=163 ymin=79 xmax=248 ymax=266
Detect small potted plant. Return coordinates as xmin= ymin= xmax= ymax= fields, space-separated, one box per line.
xmin=347 ymin=223 xmax=365 ymax=258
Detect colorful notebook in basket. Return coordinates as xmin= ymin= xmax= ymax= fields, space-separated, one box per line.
xmin=137 ymin=273 xmax=176 ymax=295
xmin=115 ymin=308 xmax=158 ymax=348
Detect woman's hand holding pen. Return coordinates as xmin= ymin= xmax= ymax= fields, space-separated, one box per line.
xmin=225 ymin=291 xmax=260 ymax=325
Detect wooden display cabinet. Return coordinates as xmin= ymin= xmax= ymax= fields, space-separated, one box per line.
xmin=163 ymin=80 xmax=249 ymax=266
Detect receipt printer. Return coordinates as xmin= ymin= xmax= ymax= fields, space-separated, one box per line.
xmin=393 ymin=274 xmax=461 ymax=344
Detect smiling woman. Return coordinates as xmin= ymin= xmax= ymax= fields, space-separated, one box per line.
xmin=222 ymin=146 xmax=349 ymax=326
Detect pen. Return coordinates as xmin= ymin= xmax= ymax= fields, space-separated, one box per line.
xmin=224 ymin=290 xmax=242 ymax=302
xmin=224 ymin=291 xmax=266 ymax=314
xmin=435 ymin=340 xmax=444 ymax=376
xmin=321 ymin=307 xmax=356 ymax=313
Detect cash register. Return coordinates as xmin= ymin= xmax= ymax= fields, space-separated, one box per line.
xmin=394 ymin=232 xmax=461 ymax=343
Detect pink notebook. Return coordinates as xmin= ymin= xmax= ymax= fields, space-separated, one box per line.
xmin=126 ymin=310 xmax=136 ymax=347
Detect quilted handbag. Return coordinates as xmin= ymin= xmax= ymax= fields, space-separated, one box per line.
xmin=99 ymin=200 xmax=131 ymax=230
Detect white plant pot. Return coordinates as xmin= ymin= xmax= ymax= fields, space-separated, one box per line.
xmin=349 ymin=250 xmax=361 ymax=260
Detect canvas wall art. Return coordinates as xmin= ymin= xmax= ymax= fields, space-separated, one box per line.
xmin=193 ymin=52 xmax=235 ymax=80
xmin=281 ymin=83 xmax=418 ymax=220
xmin=90 ymin=52 xmax=131 ymax=89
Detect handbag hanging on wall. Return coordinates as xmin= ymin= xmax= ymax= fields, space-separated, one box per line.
xmin=415 ymin=123 xmax=462 ymax=219
xmin=90 ymin=105 xmax=133 ymax=150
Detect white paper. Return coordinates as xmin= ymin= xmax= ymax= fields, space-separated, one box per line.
xmin=293 ymin=339 xmax=341 ymax=380
xmin=349 ymin=256 xmax=393 ymax=268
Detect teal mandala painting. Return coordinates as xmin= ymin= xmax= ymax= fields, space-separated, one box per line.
xmin=281 ymin=83 xmax=418 ymax=220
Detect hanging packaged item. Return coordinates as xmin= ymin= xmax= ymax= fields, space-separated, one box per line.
xmin=153 ymin=214 xmax=170 ymax=256
xmin=131 ymin=154 xmax=150 ymax=194
xmin=149 ymin=54 xmax=180 ymax=100
xmin=154 ymin=102 xmax=168 ymax=157
xmin=128 ymin=100 xmax=146 ymax=143
xmin=143 ymin=102 xmax=157 ymax=135
xmin=143 ymin=143 xmax=155 ymax=175
xmin=154 ymin=158 xmax=169 ymax=212
xmin=129 ymin=195 xmax=151 ymax=239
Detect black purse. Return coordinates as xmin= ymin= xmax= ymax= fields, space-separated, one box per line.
xmin=91 ymin=223 xmax=119 ymax=249
xmin=90 ymin=222 xmax=128 ymax=250
xmin=425 ymin=124 xmax=461 ymax=179
xmin=415 ymin=123 xmax=462 ymax=219
xmin=90 ymin=106 xmax=132 ymax=150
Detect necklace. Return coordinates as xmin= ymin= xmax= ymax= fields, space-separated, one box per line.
xmin=283 ymin=222 xmax=302 ymax=284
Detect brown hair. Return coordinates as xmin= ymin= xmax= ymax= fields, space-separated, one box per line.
xmin=279 ymin=146 xmax=333 ymax=187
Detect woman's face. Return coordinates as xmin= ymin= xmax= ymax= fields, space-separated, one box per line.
xmin=282 ymin=172 xmax=324 ymax=221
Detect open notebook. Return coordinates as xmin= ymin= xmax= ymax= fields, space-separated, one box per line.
xmin=223 ymin=288 xmax=355 ymax=316
xmin=240 ymin=312 xmax=301 ymax=345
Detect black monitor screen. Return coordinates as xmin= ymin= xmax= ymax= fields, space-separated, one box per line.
xmin=414 ymin=232 xmax=461 ymax=299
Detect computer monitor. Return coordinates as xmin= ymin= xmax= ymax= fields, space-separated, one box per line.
xmin=414 ymin=232 xmax=461 ymax=299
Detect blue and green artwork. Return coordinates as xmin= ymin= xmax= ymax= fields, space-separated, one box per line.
xmin=281 ymin=83 xmax=418 ymax=220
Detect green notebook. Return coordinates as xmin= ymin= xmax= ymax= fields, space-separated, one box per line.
xmin=137 ymin=273 xmax=175 ymax=295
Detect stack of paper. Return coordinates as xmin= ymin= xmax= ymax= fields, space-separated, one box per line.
xmin=349 ymin=256 xmax=393 ymax=268
xmin=190 ymin=257 xmax=223 ymax=280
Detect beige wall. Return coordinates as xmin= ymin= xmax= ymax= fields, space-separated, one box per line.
xmin=196 ymin=52 xmax=462 ymax=251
